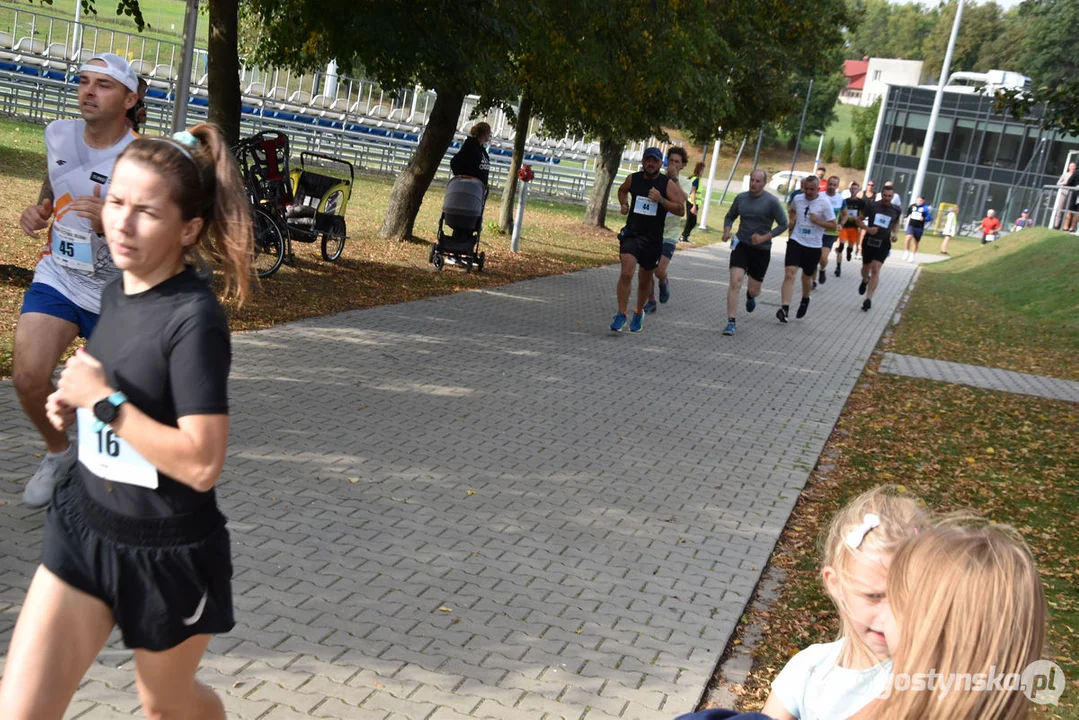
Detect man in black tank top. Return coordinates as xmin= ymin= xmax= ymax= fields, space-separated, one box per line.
xmin=610 ymin=147 xmax=685 ymax=332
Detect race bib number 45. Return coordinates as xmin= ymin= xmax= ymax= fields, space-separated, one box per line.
xmin=51 ymin=223 xmax=95 ymax=275
xmin=76 ymin=408 xmax=158 ymax=489
xmin=633 ymin=195 xmax=658 ymax=216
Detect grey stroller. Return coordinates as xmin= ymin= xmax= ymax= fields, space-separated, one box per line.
xmin=430 ymin=176 xmax=486 ymax=272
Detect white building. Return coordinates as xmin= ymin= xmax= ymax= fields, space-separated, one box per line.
xmin=841 ymin=58 xmax=925 ymax=107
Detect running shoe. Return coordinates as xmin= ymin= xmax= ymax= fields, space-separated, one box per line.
xmin=858 ymin=279 xmax=868 ymax=295
xmin=835 ymin=264 xmax=841 ymax=277
xmin=746 ymin=293 xmax=756 ymax=312
xmin=23 ymin=447 xmax=76 ymax=508
xmin=796 ymin=298 xmax=811 ymax=319
xmin=862 ymin=298 xmax=872 ymax=311
xmin=629 ymin=312 xmax=644 ymax=332
xmin=722 ymin=321 xmax=736 ymax=336
xmin=610 ymin=313 xmax=627 ymax=332
xmin=846 ymin=248 xmax=853 ymax=261
xmin=659 ymin=281 xmax=670 ymax=303
xmin=819 ymin=268 xmax=827 ymax=284
xmin=643 ymin=298 xmax=657 ymax=314
xmin=776 ymin=308 xmax=788 ymax=324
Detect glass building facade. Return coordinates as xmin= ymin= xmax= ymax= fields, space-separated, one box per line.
xmin=868 ymin=84 xmax=1079 ymax=234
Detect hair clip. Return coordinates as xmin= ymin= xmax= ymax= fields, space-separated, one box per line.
xmin=846 ymin=513 xmax=881 ymax=550
xmin=172 ymin=130 xmax=198 ymax=148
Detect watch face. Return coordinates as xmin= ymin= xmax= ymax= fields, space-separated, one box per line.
xmin=94 ymin=398 xmax=119 ymax=424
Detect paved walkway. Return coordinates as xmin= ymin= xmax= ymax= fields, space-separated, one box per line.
xmin=0 ymin=241 xmax=916 ymax=720
xmin=880 ymin=353 xmax=1079 ymax=402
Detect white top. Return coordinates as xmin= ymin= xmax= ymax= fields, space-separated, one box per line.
xmin=788 ymin=194 xmax=836 ymax=249
xmin=771 ymin=640 xmax=892 ymax=720
xmin=943 ymin=210 xmax=958 ymax=236
xmin=663 ymin=177 xmax=683 ymax=244
xmin=33 ymin=119 xmax=138 ymax=314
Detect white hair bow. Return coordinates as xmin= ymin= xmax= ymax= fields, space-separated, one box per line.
xmin=846 ymin=513 xmax=881 ymax=550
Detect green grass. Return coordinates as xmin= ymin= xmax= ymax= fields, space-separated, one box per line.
xmin=889 ymin=229 xmax=1079 ymax=379
xmin=0 ymin=0 xmax=209 ymax=46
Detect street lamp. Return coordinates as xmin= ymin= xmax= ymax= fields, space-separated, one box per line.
xmin=909 ymin=0 xmax=965 ymax=204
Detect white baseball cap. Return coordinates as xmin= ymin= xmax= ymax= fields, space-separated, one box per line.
xmin=79 ymin=53 xmax=138 ymax=93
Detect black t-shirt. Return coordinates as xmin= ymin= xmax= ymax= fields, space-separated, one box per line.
xmin=863 ymin=201 xmax=902 ymax=245
xmin=80 ymin=267 xmax=231 ymax=518
xmin=844 ymin=196 xmax=866 ymax=228
xmin=449 ymin=137 xmax=490 ymax=188
xmin=625 ymin=171 xmax=670 ymax=241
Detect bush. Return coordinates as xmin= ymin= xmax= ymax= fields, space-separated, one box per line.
xmin=853 ymin=142 xmax=867 ymax=170
xmin=823 ymin=136 xmax=836 ymax=163
xmin=839 ymin=138 xmax=853 ymax=167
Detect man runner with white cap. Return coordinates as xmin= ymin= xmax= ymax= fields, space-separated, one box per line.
xmin=13 ymin=53 xmax=139 ymax=507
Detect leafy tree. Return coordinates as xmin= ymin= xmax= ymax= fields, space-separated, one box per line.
xmin=852 ymin=97 xmax=881 ymax=149
xmin=823 ymin=136 xmax=836 ymax=163
xmin=839 ymin=137 xmax=853 ymax=167
xmin=922 ymin=1 xmax=1005 ymax=83
xmin=246 ymin=0 xmax=520 ymax=241
xmin=853 ymin=142 xmax=867 ymax=170
xmin=994 ymin=0 xmax=1079 ymax=136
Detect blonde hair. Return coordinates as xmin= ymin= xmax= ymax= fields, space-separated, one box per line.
xmin=876 ymin=521 xmax=1046 ymax=720
xmin=118 ymin=123 xmax=253 ymax=304
xmin=821 ymin=486 xmax=928 ymax=666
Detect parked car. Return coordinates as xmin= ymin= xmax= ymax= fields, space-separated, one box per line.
xmin=768 ymin=170 xmax=813 ymax=196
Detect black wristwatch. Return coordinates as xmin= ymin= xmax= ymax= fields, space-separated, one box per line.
xmin=92 ymin=391 xmax=128 ymax=431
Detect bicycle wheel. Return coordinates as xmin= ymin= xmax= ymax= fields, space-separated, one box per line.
xmin=251 ymin=207 xmax=285 ymax=278
xmin=321 ymin=233 xmax=345 ymax=262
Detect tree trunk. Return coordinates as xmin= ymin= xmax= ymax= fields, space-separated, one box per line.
xmin=498 ymin=93 xmax=533 ymax=234
xmin=207 ymin=0 xmax=241 ymax=145
xmin=379 ymin=87 xmax=466 ymax=241
xmin=583 ymin=137 xmax=623 ymax=227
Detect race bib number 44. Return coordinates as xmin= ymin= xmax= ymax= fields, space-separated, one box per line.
xmin=51 ymin=223 xmax=95 ymax=274
xmin=633 ymin=195 xmax=658 ymax=216
xmin=76 ymin=408 xmax=158 ymax=489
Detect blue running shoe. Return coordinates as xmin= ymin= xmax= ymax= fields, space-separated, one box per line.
xmin=643 ymin=298 xmax=657 ymax=314
xmin=659 ymin=281 xmax=670 ymax=303
xmin=746 ymin=294 xmax=756 ymax=312
xmin=722 ymin=321 xmax=736 ymax=336
xmin=610 ymin=313 xmax=627 ymax=332
xmin=629 ymin=312 xmax=644 ymax=332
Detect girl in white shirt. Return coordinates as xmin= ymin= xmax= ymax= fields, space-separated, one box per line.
xmin=761 ymin=487 xmax=928 ymax=720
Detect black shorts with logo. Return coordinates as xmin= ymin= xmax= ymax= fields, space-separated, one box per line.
xmin=42 ymin=476 xmax=235 ymax=651
xmin=730 ymin=240 xmax=771 ymax=282
xmin=619 ymin=228 xmax=663 ymax=271
xmin=861 ymin=235 xmax=892 ymax=264
xmin=784 ymin=240 xmax=823 ymax=277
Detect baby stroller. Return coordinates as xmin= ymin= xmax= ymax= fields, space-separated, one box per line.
xmin=430 ymin=176 xmax=486 ymax=272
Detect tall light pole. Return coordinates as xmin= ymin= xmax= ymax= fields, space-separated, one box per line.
xmin=909 ymin=0 xmax=965 ymax=203
xmin=699 ymin=130 xmax=721 ymax=230
xmin=170 ymin=0 xmax=199 ymax=133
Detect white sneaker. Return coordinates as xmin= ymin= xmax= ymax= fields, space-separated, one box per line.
xmin=23 ymin=447 xmax=76 ymax=508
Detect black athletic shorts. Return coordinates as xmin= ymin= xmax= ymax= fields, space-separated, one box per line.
xmin=861 ymin=235 xmax=891 ymax=264
xmin=42 ymin=477 xmax=235 ymax=651
xmin=906 ymin=226 xmax=924 ymax=241
xmin=730 ymin=240 xmax=771 ymax=282
xmin=619 ymin=228 xmax=663 ymax=271
xmin=784 ymin=241 xmax=822 ymax=277
xmin=822 ymin=234 xmax=838 ymax=249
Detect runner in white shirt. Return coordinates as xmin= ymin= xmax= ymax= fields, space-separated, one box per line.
xmin=14 ymin=53 xmax=139 ymax=507
xmin=779 ymin=175 xmax=837 ymax=322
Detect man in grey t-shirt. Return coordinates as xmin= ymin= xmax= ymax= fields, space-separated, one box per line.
xmin=721 ymin=169 xmax=788 ymax=335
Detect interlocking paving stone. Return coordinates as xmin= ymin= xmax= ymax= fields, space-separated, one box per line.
xmin=879 ymin=352 xmax=1079 ymax=402
xmin=1 ymin=240 xmax=915 ymax=719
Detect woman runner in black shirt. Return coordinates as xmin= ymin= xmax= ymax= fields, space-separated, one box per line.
xmin=0 ymin=123 xmax=251 ymax=719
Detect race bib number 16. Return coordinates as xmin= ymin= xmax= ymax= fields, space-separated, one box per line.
xmin=76 ymin=408 xmax=159 ymax=489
